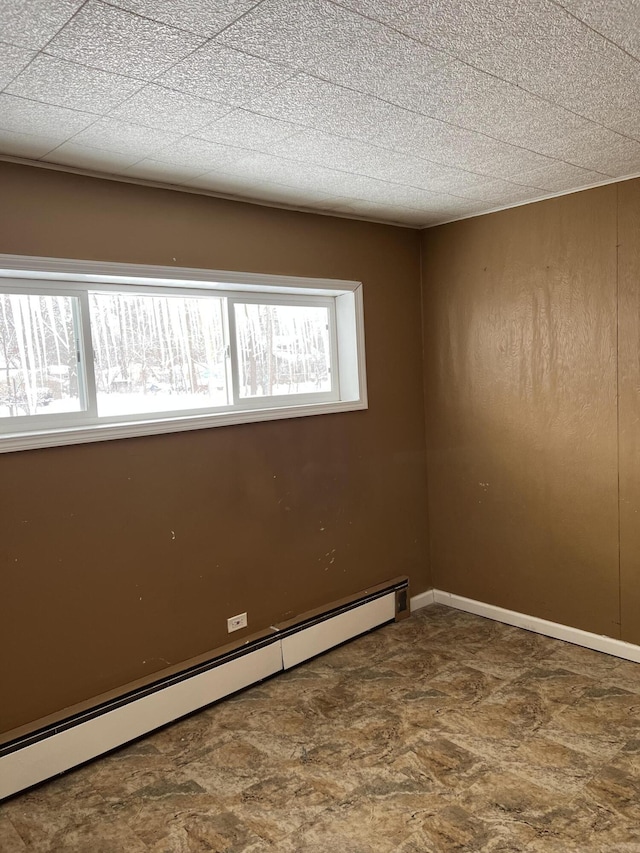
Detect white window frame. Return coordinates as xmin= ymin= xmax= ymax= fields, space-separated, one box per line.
xmin=0 ymin=255 xmax=367 ymax=454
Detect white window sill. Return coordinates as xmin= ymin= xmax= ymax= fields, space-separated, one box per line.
xmin=0 ymin=398 xmax=368 ymax=454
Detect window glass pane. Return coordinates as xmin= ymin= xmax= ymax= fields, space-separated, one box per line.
xmin=234 ymin=303 xmax=331 ymax=399
xmin=0 ymin=293 xmax=82 ymax=418
xmin=89 ymin=292 xmax=228 ymax=417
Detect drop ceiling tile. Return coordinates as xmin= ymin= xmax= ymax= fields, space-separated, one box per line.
xmin=505 ymin=113 xmax=640 ymax=176
xmin=331 ymin=199 xmax=432 ymax=227
xmin=421 ymin=196 xmax=500 ymax=219
xmin=218 ymin=151 xmax=348 ymax=191
xmin=194 ymin=109 xmax=300 ymax=151
xmin=218 ymin=0 xmax=356 ymax=67
xmin=238 ymin=183 xmax=339 ymax=207
xmin=6 ymin=55 xmax=144 ymax=113
xmin=368 ymin=110 xmax=553 ymax=178
xmin=223 ymin=152 xmax=437 ymax=207
xmin=374 ymin=183 xmax=455 ymax=210
xmin=41 ymin=141 xmax=142 ymax=171
xmin=187 ymin=172 xmax=341 ymax=208
xmin=337 ymin=0 xmax=640 ymax=139
xmin=511 ymin=161 xmax=608 ymax=193
xmin=184 ymin=169 xmax=274 ymax=192
xmin=467 ymin=0 xmax=640 ymax=132
xmin=158 ymin=41 xmax=292 ymax=107
xmin=0 ymin=128 xmax=63 ymax=159
xmin=248 ymin=74 xmax=410 ymax=142
xmin=334 ymin=0 xmax=504 ymax=58
xmin=398 ymin=165 xmax=530 ymax=200
xmin=123 ymin=158 xmax=209 ymax=183
xmin=0 ymin=0 xmax=84 ymax=50
xmin=0 ymin=43 xmax=36 ymax=89
xmin=311 ymin=27 xmax=449 ymax=101
xmin=560 ymin=130 xmax=640 ymax=178
xmin=71 ymin=117 xmax=182 ymax=156
xmin=110 ymin=0 xmax=260 ymax=37
xmin=558 ymin=0 xmax=640 ymax=60
xmin=109 ymin=85 xmax=232 ymax=134
xmin=46 ymin=0 xmax=205 ymax=78
xmin=272 ymin=129 xmax=474 ymax=197
xmin=458 ymin=179 xmax=543 ymax=205
xmin=220 ymin=0 xmax=447 ymax=83
xmin=0 ymin=93 xmax=95 ymax=137
xmin=384 ymin=59 xmax=546 ymax=140
xmin=153 ymin=136 xmax=252 ymax=171
xmin=275 ymin=130 xmax=416 ymax=179
xmin=329 ymin=0 xmax=422 ymax=25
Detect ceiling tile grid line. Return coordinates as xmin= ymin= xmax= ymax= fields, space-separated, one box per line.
xmin=0 ymin=1 xmax=293 ymax=169
xmin=103 ymin=0 xmax=269 ymax=40
xmin=2 ymin=1 xmax=636 ymax=173
xmin=550 ymin=0 xmax=640 ymax=65
xmin=291 ymin=71 xmax=623 ymax=177
xmin=0 ymin=1 xmax=90 ymax=93
xmin=3 ymin=3 xmax=636 ymax=178
xmin=0 ymin=70 xmax=578 ymax=197
xmin=324 ymin=0 xmax=640 ymax=145
xmin=98 ymin=0 xmax=265 ymax=39
xmin=1 ymin=0 xmax=640 ymax=226
xmin=4 ymin=55 xmax=632 ymax=190
xmin=158 ymin=2 xmax=640 ymax=175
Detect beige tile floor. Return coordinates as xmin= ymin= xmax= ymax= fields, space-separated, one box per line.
xmin=2 ymin=604 xmax=640 ymax=852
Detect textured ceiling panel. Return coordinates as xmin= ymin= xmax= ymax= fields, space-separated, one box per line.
xmin=70 ymin=117 xmax=183 ymax=157
xmin=123 ymin=158 xmax=210 ymax=184
xmin=248 ymin=74 xmax=408 ymax=142
xmin=1 ymin=0 xmax=640 ymax=227
xmin=47 ymin=1 xmax=205 ymax=77
xmin=334 ymin=0 xmax=505 ymax=57
xmin=558 ymin=0 xmax=640 ymax=61
xmin=310 ymin=22 xmax=448 ymax=97
xmin=0 ymin=0 xmax=84 ymax=50
xmin=194 ymin=109 xmax=299 ymax=151
xmin=219 ymin=0 xmax=359 ymax=67
xmin=0 ymin=128 xmax=63 ymax=159
xmin=5 ymin=55 xmax=144 ymax=113
xmin=0 ymin=43 xmax=36 ymax=89
xmin=110 ymin=0 xmax=261 ymax=37
xmin=368 ymin=111 xmax=554 ymax=177
xmin=110 ymin=85 xmax=232 ymax=134
xmin=514 ymin=161 xmax=608 ymax=192
xmin=157 ymin=41 xmax=292 ymax=106
xmin=153 ymin=136 xmax=254 ymax=171
xmin=42 ymin=142 xmax=142 ymax=171
xmin=0 ymin=93 xmax=94 ymax=137
xmin=468 ymin=2 xmax=640 ymax=132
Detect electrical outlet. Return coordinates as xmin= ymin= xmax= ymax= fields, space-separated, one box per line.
xmin=227 ymin=612 xmax=248 ymax=633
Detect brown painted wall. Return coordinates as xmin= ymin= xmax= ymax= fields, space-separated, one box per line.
xmin=421 ymin=184 xmax=628 ymax=639
xmin=0 ymin=162 xmax=430 ymax=736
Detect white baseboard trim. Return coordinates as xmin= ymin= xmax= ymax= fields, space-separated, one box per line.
xmin=410 ymin=589 xmax=435 ymax=611
xmin=432 ymin=589 xmax=640 ymax=664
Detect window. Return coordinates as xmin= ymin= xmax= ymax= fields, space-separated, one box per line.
xmin=0 ymin=255 xmax=367 ymax=452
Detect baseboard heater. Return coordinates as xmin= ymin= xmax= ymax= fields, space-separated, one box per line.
xmin=0 ymin=576 xmax=409 ymax=800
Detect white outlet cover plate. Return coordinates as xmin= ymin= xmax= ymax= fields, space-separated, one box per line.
xmin=227 ymin=612 xmax=248 ymax=632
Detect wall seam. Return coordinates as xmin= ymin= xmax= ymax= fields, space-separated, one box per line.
xmin=616 ymin=183 xmax=622 ymax=640
xmin=419 ymin=233 xmax=435 ymax=591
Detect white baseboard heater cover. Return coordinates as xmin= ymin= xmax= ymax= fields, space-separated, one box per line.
xmin=281 ymin=594 xmax=396 ymax=669
xmin=0 ymin=578 xmax=407 ymax=800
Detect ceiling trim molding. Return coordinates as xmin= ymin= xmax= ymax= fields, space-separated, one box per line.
xmin=2 ymin=153 xmax=638 ymax=232
xmin=0 ymin=154 xmax=417 ymax=230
